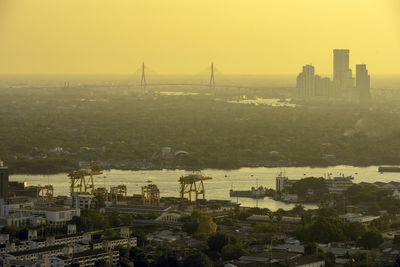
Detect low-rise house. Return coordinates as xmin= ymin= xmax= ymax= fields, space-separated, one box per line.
xmin=8 ymin=244 xmax=65 ymax=261
xmin=51 ymin=249 xmax=119 ymax=267
xmin=247 ymin=215 xmax=302 ymax=232
xmin=273 ymin=239 xmax=305 ymax=254
xmin=47 ymin=232 xmax=92 ymax=246
xmin=0 ymin=258 xmax=42 ymax=267
xmin=291 ymin=255 xmax=325 ymax=267
xmin=318 ymin=243 xmax=367 ymax=258
xmin=105 ymin=203 xmax=170 ymax=215
xmin=0 ymin=234 xmax=9 ymax=245
xmin=102 ymin=237 xmax=137 ymax=250
xmin=339 ymin=213 xmax=380 ymax=225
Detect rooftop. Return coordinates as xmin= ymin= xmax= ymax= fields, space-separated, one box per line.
xmin=15 ymin=206 xmax=79 ymax=212
xmin=73 ymin=248 xmax=111 ymax=258
xmin=9 ymin=244 xmax=65 ymax=256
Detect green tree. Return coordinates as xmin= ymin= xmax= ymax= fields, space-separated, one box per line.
xmin=108 ymin=211 xmax=121 ymax=227
xmin=207 ymin=232 xmax=237 ymax=253
xmin=316 ymin=207 xmax=338 ymax=218
xmin=103 ymin=229 xmax=119 ymax=239
xmin=182 ymin=222 xmax=199 ymax=235
xmin=295 ymin=217 xmax=346 ymax=243
xmin=182 ymin=210 xmax=217 ymax=237
xmin=86 ymin=210 xmax=108 ymax=230
xmin=304 ymin=242 xmax=318 ymax=255
xmin=121 ymin=214 xmax=134 ymax=225
xmin=291 ymin=204 xmax=305 ymax=216
xmin=71 ymin=215 xmax=88 ymax=232
xmin=324 ymin=252 xmax=336 ymax=266
xmin=183 ymin=252 xmax=213 ymax=267
xmin=359 ymin=231 xmax=383 ymax=249
xmin=394 ymin=235 xmax=400 ymax=244
xmin=221 ymin=244 xmax=247 ymax=261
xmin=129 ymin=247 xmax=149 ymax=267
xmin=254 ymin=222 xmax=276 ymax=233
xmin=196 ymin=216 xmax=217 ymax=236
xmin=154 ymin=245 xmax=179 ymax=267
xmin=95 ymin=193 xmax=106 ymax=209
xmin=343 ymin=222 xmax=366 ymax=242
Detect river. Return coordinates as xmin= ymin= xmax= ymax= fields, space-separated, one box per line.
xmin=9 ymin=165 xmax=400 ymax=211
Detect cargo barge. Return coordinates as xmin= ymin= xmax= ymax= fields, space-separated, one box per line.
xmin=229 ymin=186 xmax=268 ymax=199
xmin=378 ymin=166 xmax=400 ymax=173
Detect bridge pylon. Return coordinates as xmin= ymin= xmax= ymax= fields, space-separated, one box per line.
xmin=140 ymin=62 xmax=147 ymax=94
xmin=209 ymin=62 xmax=215 ymax=89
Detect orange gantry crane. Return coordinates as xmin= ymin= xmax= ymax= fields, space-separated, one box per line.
xmin=141 ymin=184 xmax=160 ymax=206
xmin=110 ymin=185 xmax=128 ymax=203
xmin=179 ymin=171 xmax=212 ymax=201
xmin=68 ymin=167 xmax=103 ymax=195
xmin=37 ymin=185 xmax=54 ymax=202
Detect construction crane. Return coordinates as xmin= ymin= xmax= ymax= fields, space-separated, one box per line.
xmin=179 ymin=171 xmax=212 ymax=201
xmin=141 ymin=184 xmax=160 ymax=206
xmin=68 ymin=167 xmax=103 ymax=195
xmin=110 ymin=185 xmax=127 ymax=203
xmin=37 ymin=185 xmax=54 ymax=202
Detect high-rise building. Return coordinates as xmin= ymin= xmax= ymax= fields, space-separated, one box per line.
xmin=0 ymin=161 xmax=8 ymax=201
xmin=315 ymin=76 xmax=335 ymax=97
xmin=333 ymin=49 xmax=353 ymax=94
xmin=296 ymin=65 xmax=316 ymax=97
xmin=356 ymin=64 xmax=371 ymax=102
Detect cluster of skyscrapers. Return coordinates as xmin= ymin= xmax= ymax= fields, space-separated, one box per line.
xmin=297 ymin=49 xmax=371 ymax=102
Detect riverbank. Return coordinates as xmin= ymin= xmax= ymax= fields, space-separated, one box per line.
xmin=6 ymin=158 xmax=393 ymax=175
xmin=9 ymin=166 xmax=398 ymax=210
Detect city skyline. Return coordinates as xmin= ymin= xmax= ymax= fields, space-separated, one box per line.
xmin=296 ymin=49 xmax=372 ymax=101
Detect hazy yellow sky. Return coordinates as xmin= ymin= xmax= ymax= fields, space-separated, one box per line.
xmin=0 ymin=0 xmax=399 ymax=75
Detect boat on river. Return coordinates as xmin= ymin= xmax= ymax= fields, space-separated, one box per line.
xmin=230 ymin=186 xmax=267 ymax=199
xmin=378 ymin=166 xmax=400 ymax=173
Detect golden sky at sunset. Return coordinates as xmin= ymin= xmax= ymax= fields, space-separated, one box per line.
xmin=0 ymin=0 xmax=399 ymax=75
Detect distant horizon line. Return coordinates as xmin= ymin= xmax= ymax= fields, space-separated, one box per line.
xmin=1 ymin=73 xmax=400 ymax=77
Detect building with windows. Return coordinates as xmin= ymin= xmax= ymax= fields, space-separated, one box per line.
xmin=7 ymin=245 xmax=66 ymax=261
xmin=356 ymin=64 xmax=371 ymax=103
xmin=0 ymin=162 xmax=8 ymax=201
xmin=50 ymin=249 xmax=119 ymax=267
xmin=297 ymin=65 xmax=338 ymax=98
xmin=276 ymin=173 xmax=297 ymax=193
xmin=296 ymin=65 xmax=316 ymax=97
xmin=72 ymin=193 xmax=95 ymax=209
xmin=5 ymin=206 xmax=80 ymax=226
xmin=333 ymin=49 xmax=354 ymax=95
xmin=325 ymin=176 xmax=354 ymax=194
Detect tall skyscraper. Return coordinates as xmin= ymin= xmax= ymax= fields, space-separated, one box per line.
xmin=333 ymin=49 xmax=353 ymax=94
xmin=0 ymin=161 xmax=8 ymax=201
xmin=296 ymin=65 xmax=315 ymax=97
xmin=356 ymin=64 xmax=371 ymax=102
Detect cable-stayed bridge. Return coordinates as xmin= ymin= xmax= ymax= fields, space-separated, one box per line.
xmin=137 ymin=62 xmax=217 ymax=94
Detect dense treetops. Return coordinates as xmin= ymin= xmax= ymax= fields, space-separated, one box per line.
xmin=1 ymin=86 xmax=400 ymax=173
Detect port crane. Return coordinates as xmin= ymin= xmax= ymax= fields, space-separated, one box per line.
xmin=68 ymin=167 xmax=103 ymax=195
xmin=110 ymin=185 xmax=128 ymax=203
xmin=37 ymin=185 xmax=54 ymax=202
xmin=141 ymin=184 xmax=160 ymax=206
xmin=179 ymin=171 xmax=212 ymax=201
